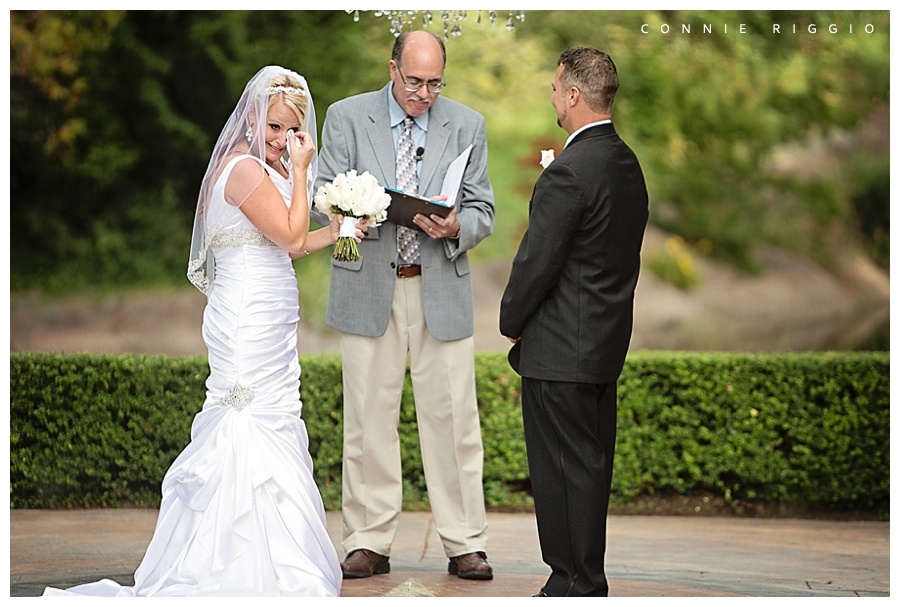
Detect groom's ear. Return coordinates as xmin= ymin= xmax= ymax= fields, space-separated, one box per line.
xmin=568 ymin=86 xmax=581 ymax=107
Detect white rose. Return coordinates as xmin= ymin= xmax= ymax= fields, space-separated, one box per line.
xmin=354 ymin=173 xmax=378 ymax=214
xmin=314 ymin=184 xmax=333 ymax=214
xmin=333 ymin=173 xmax=357 ymax=214
xmin=355 ymin=172 xmax=390 ymax=222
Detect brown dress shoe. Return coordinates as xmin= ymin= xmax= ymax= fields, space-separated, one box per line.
xmin=448 ymin=551 xmax=493 ymax=580
xmin=341 ymin=549 xmax=390 ymax=579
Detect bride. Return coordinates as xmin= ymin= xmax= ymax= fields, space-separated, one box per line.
xmin=44 ymin=66 xmax=360 ymax=597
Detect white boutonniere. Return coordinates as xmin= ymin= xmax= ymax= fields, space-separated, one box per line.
xmin=540 ymin=149 xmax=555 ymax=169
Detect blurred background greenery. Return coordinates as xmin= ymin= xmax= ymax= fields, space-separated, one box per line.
xmin=10 ymin=10 xmax=890 ymax=332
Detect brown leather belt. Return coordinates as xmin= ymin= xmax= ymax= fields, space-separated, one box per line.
xmin=396 ymin=264 xmax=421 ymax=278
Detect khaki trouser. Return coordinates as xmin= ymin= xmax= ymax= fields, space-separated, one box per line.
xmin=339 ymin=275 xmax=488 ymax=558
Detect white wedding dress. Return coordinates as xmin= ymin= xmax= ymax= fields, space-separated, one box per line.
xmin=44 ymin=156 xmax=342 ymax=597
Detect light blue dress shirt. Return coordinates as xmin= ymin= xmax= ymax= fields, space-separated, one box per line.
xmin=388 ymin=83 xmax=428 ymax=186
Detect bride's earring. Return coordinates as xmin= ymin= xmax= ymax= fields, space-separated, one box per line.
xmin=245 ymin=123 xmax=253 ymax=143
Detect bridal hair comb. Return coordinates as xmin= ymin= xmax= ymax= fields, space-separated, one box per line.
xmin=266 ymin=85 xmax=306 ymax=96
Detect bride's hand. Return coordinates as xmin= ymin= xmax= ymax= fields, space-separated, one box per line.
xmin=288 ymin=131 xmax=315 ymax=174
xmin=329 ymin=216 xmax=367 ymax=244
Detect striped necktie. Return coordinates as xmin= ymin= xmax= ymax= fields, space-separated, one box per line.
xmin=396 ymin=116 xmax=421 ymax=264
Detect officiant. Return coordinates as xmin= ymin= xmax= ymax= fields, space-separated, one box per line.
xmin=313 ymin=29 xmax=495 ymax=581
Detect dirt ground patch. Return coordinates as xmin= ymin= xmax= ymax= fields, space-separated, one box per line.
xmin=9 ymin=230 xmax=889 ymax=357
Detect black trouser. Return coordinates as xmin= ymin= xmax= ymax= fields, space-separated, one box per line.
xmin=521 ymin=377 xmax=617 ymax=597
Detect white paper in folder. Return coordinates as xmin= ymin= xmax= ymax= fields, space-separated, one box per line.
xmin=440 ymin=144 xmax=473 ymax=205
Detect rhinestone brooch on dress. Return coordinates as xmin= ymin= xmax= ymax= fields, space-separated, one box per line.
xmin=219 ymin=384 xmax=253 ymax=412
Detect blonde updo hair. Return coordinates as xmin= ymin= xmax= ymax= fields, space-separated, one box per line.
xmin=267 ymin=74 xmax=308 ymax=127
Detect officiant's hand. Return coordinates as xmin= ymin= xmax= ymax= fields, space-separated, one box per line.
xmin=414 ymin=202 xmax=460 ymax=239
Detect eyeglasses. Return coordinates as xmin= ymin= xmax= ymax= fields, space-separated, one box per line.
xmin=397 ymin=67 xmax=446 ymax=94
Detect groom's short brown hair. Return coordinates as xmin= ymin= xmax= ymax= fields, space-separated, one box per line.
xmin=558 ymin=47 xmax=619 ymax=114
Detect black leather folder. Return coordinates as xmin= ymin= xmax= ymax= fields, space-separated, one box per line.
xmin=385 ymin=188 xmax=453 ymax=230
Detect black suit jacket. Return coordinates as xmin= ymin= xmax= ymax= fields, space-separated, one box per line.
xmin=500 ymin=123 xmax=648 ymax=384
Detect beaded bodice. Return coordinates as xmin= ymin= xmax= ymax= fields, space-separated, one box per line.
xmin=209 ymin=228 xmax=276 ymax=251
xmin=188 ymin=155 xmax=290 ymax=295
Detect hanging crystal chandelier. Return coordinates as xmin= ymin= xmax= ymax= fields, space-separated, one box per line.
xmin=347 ymin=10 xmax=525 ymax=38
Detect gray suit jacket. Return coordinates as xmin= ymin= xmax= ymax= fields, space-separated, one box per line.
xmin=314 ymin=84 xmax=495 ymax=341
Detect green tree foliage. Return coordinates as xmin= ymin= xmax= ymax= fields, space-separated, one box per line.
xmin=10 ymin=10 xmax=372 ymax=292
xmin=10 ymin=10 xmax=890 ymax=294
xmin=513 ymin=10 xmax=889 ymax=269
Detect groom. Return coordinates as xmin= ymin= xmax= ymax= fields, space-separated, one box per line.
xmin=500 ymin=47 xmax=649 ymax=597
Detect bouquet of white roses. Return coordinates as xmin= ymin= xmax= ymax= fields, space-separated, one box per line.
xmin=314 ymin=169 xmax=391 ymax=262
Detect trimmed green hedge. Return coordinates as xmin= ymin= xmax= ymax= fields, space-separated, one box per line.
xmin=10 ymin=351 xmax=889 ymax=514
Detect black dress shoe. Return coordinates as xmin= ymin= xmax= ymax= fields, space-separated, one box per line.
xmin=448 ymin=551 xmax=493 ymax=580
xmin=341 ymin=549 xmax=390 ymax=578
xmin=533 ymin=591 xmax=550 ymax=596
